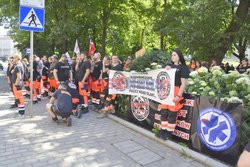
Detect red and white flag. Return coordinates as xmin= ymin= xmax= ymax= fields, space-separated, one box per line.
xmin=74 ymin=39 xmax=80 ymax=57
xmin=88 ymin=38 xmax=96 ymax=57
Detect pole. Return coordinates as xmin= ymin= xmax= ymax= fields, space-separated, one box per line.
xmin=29 ymin=31 xmax=33 ymax=117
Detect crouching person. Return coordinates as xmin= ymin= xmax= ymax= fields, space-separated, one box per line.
xmin=46 ymin=83 xmax=72 ymax=126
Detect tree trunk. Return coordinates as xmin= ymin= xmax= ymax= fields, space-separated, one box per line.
xmin=211 ymin=0 xmax=250 ymax=63
xmin=62 ymin=38 xmax=68 ymax=53
xmin=160 ymin=34 xmax=165 ymax=50
xmin=101 ymin=9 xmax=109 ymax=57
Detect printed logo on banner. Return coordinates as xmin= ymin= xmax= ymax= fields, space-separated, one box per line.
xmin=131 ymin=96 xmax=149 ymax=121
xmin=112 ymin=71 xmax=127 ymax=91
xmin=156 ymin=71 xmax=171 ymax=100
xmin=197 ymin=108 xmax=236 ymax=152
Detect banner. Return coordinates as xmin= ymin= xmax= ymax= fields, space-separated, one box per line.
xmin=109 ymin=69 xmax=176 ymax=106
xmin=118 ymin=94 xmax=243 ymax=165
xmin=190 ymin=96 xmax=243 ymax=164
xmin=128 ymin=94 xmax=194 ymax=144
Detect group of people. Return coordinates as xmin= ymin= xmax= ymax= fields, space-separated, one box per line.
xmin=6 ymin=51 xmax=132 ymax=126
xmin=189 ymin=58 xmax=249 ymax=74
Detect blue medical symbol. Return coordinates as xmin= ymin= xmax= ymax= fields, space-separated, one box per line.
xmin=197 ymin=108 xmax=237 ymax=152
xmin=202 ymin=114 xmax=228 ymax=143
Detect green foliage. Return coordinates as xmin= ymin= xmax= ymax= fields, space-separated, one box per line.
xmin=130 ymin=50 xmax=171 ymax=72
xmin=0 ymin=0 xmax=249 ymax=60
xmin=187 ymin=66 xmax=250 ymax=105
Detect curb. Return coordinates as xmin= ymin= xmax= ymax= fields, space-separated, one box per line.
xmin=107 ymin=114 xmax=229 ymax=167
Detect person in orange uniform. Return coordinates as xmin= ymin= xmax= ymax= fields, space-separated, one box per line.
xmin=11 ymin=54 xmax=25 ymax=116
xmin=75 ymin=52 xmax=91 ymax=113
xmin=156 ymin=49 xmax=190 ymax=140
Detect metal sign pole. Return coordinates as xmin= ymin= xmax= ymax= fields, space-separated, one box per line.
xmin=29 ymin=31 xmax=33 ymax=117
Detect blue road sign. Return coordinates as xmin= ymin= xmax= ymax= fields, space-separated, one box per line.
xmin=19 ymin=6 xmax=44 ymax=32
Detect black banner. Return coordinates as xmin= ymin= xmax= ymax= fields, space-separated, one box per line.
xmin=190 ymin=96 xmax=243 ymax=164
xmin=126 ymin=94 xmax=243 ymax=164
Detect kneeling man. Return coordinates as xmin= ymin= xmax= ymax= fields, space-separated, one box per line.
xmin=46 ymin=83 xmax=72 ymax=126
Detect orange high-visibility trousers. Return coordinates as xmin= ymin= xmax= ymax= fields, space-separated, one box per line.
xmin=13 ymin=85 xmax=25 ymax=115
xmin=78 ymin=82 xmax=89 ymax=105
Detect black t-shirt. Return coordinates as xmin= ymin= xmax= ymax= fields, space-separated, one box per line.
xmin=238 ymin=66 xmax=249 ymax=74
xmin=102 ymin=64 xmax=111 ymax=79
xmin=71 ymin=63 xmax=76 ymax=80
xmin=111 ymin=64 xmax=123 ymax=71
xmin=33 ymin=60 xmax=41 ymax=81
xmin=53 ymin=89 xmax=72 ymax=113
xmin=42 ymin=61 xmax=50 ymax=76
xmin=11 ymin=62 xmax=24 ymax=86
xmin=91 ymin=61 xmax=103 ymax=79
xmin=7 ymin=64 xmax=15 ymax=80
xmin=77 ymin=60 xmax=91 ymax=81
xmin=171 ymin=64 xmax=190 ymax=87
xmin=55 ymin=62 xmax=71 ymax=81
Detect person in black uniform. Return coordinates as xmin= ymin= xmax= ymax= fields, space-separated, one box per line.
xmin=98 ymin=55 xmax=123 ymax=118
xmin=11 ymin=54 xmax=25 ymax=116
xmin=48 ymin=55 xmax=58 ymax=96
xmin=54 ymin=54 xmax=73 ymax=84
xmin=156 ymin=49 xmax=190 ymax=140
xmin=46 ymin=83 xmax=72 ymax=126
xmin=75 ymin=52 xmax=91 ymax=113
xmin=42 ymin=56 xmax=50 ymax=97
xmin=91 ymin=52 xmax=103 ymax=110
xmin=33 ymin=55 xmax=42 ymax=103
xmin=237 ymin=58 xmax=249 ymax=74
xmin=7 ymin=57 xmax=15 ymax=94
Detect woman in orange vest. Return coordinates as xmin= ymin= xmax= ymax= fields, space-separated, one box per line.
xmin=156 ymin=48 xmax=190 ymax=140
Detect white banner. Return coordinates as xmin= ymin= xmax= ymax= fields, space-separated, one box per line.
xmin=108 ymin=69 xmax=176 ymax=106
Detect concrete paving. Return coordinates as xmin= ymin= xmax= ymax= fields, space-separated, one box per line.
xmin=0 ymin=71 xmax=205 ymax=167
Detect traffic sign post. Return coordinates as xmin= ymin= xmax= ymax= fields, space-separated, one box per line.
xmin=19 ymin=0 xmax=45 ymax=117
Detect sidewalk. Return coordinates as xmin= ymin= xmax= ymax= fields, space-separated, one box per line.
xmin=0 ymin=71 xmax=205 ymax=167
xmin=0 ymin=100 xmax=208 ymax=167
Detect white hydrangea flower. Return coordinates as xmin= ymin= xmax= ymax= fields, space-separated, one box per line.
xmin=156 ymin=65 xmax=162 ymax=69
xmin=151 ymin=62 xmax=157 ymax=66
xmin=235 ymin=77 xmax=245 ymax=84
xmin=236 ymin=77 xmax=250 ymax=86
xmin=212 ymin=69 xmax=222 ymax=76
xmin=210 ymin=66 xmax=221 ymax=72
xmin=145 ymin=68 xmax=151 ymax=71
xmin=189 ymin=71 xmax=198 ymax=77
xmin=229 ymin=71 xmax=240 ymax=77
xmin=208 ymin=91 xmax=215 ymax=96
xmin=197 ymin=67 xmax=208 ymax=74
xmin=229 ymin=90 xmax=238 ymax=97
xmin=199 ymin=81 xmax=207 ymax=86
xmin=188 ymin=80 xmax=194 ymax=85
xmin=228 ymin=97 xmax=243 ymax=104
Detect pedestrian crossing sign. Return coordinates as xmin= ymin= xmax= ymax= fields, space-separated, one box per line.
xmin=19 ymin=6 xmax=44 ymax=32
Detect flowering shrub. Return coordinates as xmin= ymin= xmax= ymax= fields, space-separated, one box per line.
xmin=130 ymin=50 xmax=171 ymax=72
xmin=187 ymin=66 xmax=250 ymax=106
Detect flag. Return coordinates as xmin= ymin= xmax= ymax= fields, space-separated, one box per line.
xmin=74 ymin=39 xmax=80 ymax=57
xmin=65 ymin=52 xmax=72 ymax=65
xmin=88 ymin=38 xmax=96 ymax=57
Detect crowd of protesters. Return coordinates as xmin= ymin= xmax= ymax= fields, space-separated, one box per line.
xmin=6 ymin=52 xmax=132 ymax=126
xmin=5 ymin=51 xmax=249 ymax=129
